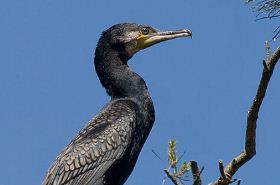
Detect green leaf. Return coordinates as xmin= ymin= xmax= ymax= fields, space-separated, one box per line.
xmin=177 ymin=161 xmax=191 ymax=176
xmin=168 ymin=140 xmax=177 ymax=168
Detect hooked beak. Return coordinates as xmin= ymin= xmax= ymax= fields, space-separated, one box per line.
xmin=136 ymin=29 xmax=192 ymax=50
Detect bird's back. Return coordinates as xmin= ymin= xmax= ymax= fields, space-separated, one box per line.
xmin=42 ymin=98 xmax=139 ymax=185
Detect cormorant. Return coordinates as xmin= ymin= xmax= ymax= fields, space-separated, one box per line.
xmin=42 ymin=23 xmax=192 ymax=185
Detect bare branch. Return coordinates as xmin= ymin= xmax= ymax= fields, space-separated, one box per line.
xmin=217 ymin=160 xmax=232 ymax=184
xmin=164 ymin=169 xmax=182 ymax=185
xmin=209 ymin=43 xmax=280 ymax=185
xmin=166 ymin=43 xmax=279 ymax=185
xmin=190 ymin=161 xmax=203 ymax=185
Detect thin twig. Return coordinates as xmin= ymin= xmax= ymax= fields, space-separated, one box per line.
xmin=247 ymin=0 xmax=280 ymax=39
xmin=255 ymin=14 xmax=280 ymax=20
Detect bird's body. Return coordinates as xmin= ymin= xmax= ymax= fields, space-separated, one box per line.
xmin=42 ymin=23 xmax=191 ymax=185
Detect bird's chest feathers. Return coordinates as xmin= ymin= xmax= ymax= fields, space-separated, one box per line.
xmin=130 ymin=96 xmax=155 ymax=156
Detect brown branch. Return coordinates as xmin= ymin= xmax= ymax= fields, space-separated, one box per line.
xmin=218 ymin=160 xmax=231 ymax=184
xmin=209 ymin=43 xmax=280 ymax=185
xmin=190 ymin=161 xmax=203 ymax=185
xmin=164 ymin=169 xmax=182 ymax=185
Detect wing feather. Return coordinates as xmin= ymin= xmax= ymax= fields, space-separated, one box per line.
xmin=42 ymin=99 xmax=137 ymax=185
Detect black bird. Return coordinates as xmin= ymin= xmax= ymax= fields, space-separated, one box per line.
xmin=42 ymin=23 xmax=192 ymax=185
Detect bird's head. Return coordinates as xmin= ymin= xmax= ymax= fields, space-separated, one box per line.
xmin=96 ymin=23 xmax=192 ymax=61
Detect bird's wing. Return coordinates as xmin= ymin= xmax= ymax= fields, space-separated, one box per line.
xmin=42 ymin=99 xmax=137 ymax=185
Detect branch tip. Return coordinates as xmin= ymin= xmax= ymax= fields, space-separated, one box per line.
xmin=190 ymin=161 xmax=202 ymax=185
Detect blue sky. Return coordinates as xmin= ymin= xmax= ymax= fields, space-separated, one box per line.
xmin=1 ymin=0 xmax=279 ymax=185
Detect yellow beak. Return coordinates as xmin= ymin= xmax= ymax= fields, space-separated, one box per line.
xmin=136 ymin=29 xmax=192 ymax=50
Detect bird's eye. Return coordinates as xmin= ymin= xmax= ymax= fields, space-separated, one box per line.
xmin=141 ymin=27 xmax=149 ymax=35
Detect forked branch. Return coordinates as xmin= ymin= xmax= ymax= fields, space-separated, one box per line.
xmin=209 ymin=42 xmax=280 ymax=185
xmin=166 ymin=43 xmax=279 ymax=185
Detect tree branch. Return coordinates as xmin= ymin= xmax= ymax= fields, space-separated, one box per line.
xmin=166 ymin=43 xmax=279 ymax=185
xmin=209 ymin=43 xmax=280 ymax=185
xmin=190 ymin=161 xmax=203 ymax=185
xmin=164 ymin=169 xmax=182 ymax=185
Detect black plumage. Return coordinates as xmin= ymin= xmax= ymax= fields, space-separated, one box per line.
xmin=42 ymin=23 xmax=191 ymax=185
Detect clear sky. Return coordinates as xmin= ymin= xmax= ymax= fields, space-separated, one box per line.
xmin=1 ymin=0 xmax=279 ymax=185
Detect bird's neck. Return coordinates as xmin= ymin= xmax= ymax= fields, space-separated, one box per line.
xmin=94 ymin=48 xmax=149 ymax=101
